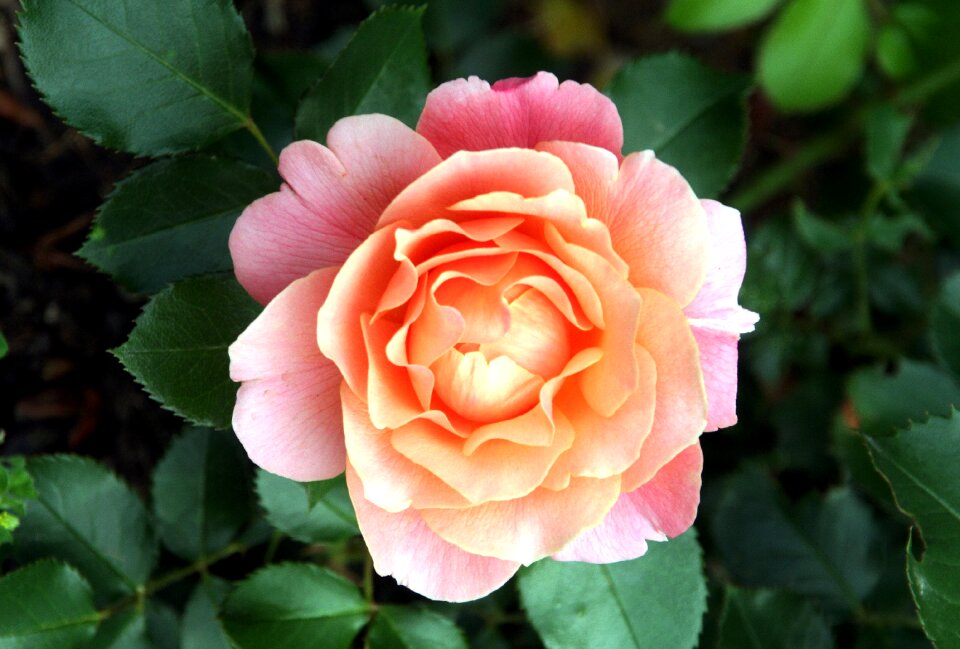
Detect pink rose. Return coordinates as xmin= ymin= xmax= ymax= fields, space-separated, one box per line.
xmin=228 ymin=73 xmax=757 ymax=601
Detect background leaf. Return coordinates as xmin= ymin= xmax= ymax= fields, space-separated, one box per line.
xmin=757 ymin=0 xmax=871 ymax=112
xmin=221 ymin=563 xmax=370 ymax=649
xmin=16 ymin=456 xmax=157 ymax=605
xmin=848 ymin=360 xmax=960 ymax=434
xmin=712 ymin=471 xmax=881 ymax=611
xmin=256 ymin=470 xmax=358 ymax=544
xmin=17 ymin=0 xmax=254 ymax=156
xmin=606 ymin=52 xmax=751 ymax=197
xmin=78 ymin=157 xmax=276 ymax=294
xmin=866 ymin=411 xmax=960 ymax=649
xmin=295 ymin=6 xmax=430 ymax=141
xmin=931 ymin=273 xmax=960 ymax=379
xmin=182 ymin=577 xmax=233 ymax=649
xmin=716 ymin=587 xmax=834 ymax=649
xmin=0 ymin=560 xmax=99 ymax=649
xmin=114 ymin=274 xmax=262 ymax=430
xmin=519 ymin=529 xmax=706 ymax=649
xmin=665 ymin=0 xmax=782 ymax=32
xmin=367 ymin=605 xmax=468 ymax=649
xmin=152 ymin=427 xmax=253 ymax=561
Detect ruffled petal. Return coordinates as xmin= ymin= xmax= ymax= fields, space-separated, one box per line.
xmin=536 ymin=142 xmax=709 ymax=306
xmin=230 ymin=115 xmax=440 ymax=303
xmin=553 ymin=443 xmax=702 ymax=563
xmin=346 ymin=465 xmax=519 ymax=602
xmin=422 ymin=474 xmax=621 ymax=564
xmin=229 ymin=268 xmax=345 ymax=480
xmin=417 ymin=73 xmax=623 ymax=158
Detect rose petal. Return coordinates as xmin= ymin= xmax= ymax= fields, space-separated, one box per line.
xmin=421 ymin=473 xmax=621 ymax=564
xmin=622 ymin=289 xmax=707 ymax=491
xmin=229 ymin=268 xmax=345 ymax=481
xmin=553 ymin=443 xmax=702 ymax=563
xmin=377 ymin=148 xmax=576 ymax=230
xmin=342 ymin=386 xmax=470 ymax=512
xmin=346 ymin=465 xmax=519 ymax=602
xmin=417 ymin=72 xmax=623 ymax=158
xmin=536 ymin=141 xmax=709 ymax=306
xmin=231 ymin=115 xmax=440 ymax=303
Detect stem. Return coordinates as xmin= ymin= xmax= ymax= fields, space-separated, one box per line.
xmin=856 ymin=610 xmax=924 ymax=630
xmin=97 ymin=541 xmax=249 ymax=620
xmin=895 ymin=55 xmax=960 ymax=107
xmin=245 ymin=118 xmax=279 ymax=166
xmin=362 ymin=552 xmax=374 ymax=604
xmin=264 ymin=530 xmax=283 ymax=564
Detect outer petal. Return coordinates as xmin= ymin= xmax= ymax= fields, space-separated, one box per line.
xmin=553 ymin=443 xmax=702 ymax=563
xmin=622 ymin=289 xmax=707 ymax=491
xmin=230 ymin=115 xmax=440 ymax=304
xmin=229 ymin=268 xmax=344 ymax=481
xmin=422 ymin=474 xmax=621 ymax=564
xmin=684 ymin=200 xmax=759 ymax=431
xmin=346 ymin=465 xmax=520 ymax=602
xmin=417 ymin=72 xmax=623 ymax=158
xmin=536 ymin=141 xmax=709 ymax=306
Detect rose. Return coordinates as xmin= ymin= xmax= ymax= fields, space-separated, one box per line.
xmin=228 ymin=73 xmax=757 ymax=602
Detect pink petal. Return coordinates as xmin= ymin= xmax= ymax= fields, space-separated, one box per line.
xmin=683 ymin=200 xmax=758 ymax=431
xmin=229 ymin=268 xmax=345 ymax=481
xmin=417 ymin=72 xmax=623 ymax=159
xmin=536 ymin=142 xmax=709 ymax=306
xmin=553 ymin=443 xmax=702 ymax=563
xmin=230 ymin=115 xmax=440 ymax=304
xmin=346 ymin=465 xmax=520 ymax=602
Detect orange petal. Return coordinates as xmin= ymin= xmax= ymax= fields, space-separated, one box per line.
xmin=479 ymin=287 xmax=572 ymax=378
xmin=342 ymin=386 xmax=469 ymax=512
xmin=622 ymin=289 xmax=707 ymax=491
xmin=432 ymin=350 xmax=544 ymax=423
xmin=537 ymin=141 xmax=709 ymax=305
xmin=421 ymin=475 xmax=621 ymax=564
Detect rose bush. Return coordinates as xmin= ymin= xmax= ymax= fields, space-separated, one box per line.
xmin=227 ymin=72 xmax=757 ymax=601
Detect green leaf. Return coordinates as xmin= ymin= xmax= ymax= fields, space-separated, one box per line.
xmin=866 ymin=105 xmax=913 ymax=182
xmin=758 ymin=0 xmax=871 ymax=112
xmin=221 ymin=563 xmax=370 ymax=649
xmin=368 ymin=605 xmax=468 ymax=649
xmin=607 ymin=52 xmax=751 ymax=197
xmin=152 ymin=427 xmax=253 ymax=561
xmin=78 ymin=158 xmax=276 ymax=294
xmin=866 ymin=213 xmax=932 ymax=253
xmin=931 ymin=273 xmax=960 ymax=380
xmin=712 ymin=471 xmax=881 ymax=611
xmin=182 ymin=577 xmax=233 ymax=649
xmin=256 ymin=470 xmax=358 ymax=544
xmin=16 ymin=456 xmax=157 ymax=604
xmin=866 ymin=411 xmax=960 ymax=649
xmin=114 ymin=274 xmax=262 ymax=430
xmin=717 ymin=587 xmax=834 ymax=649
xmin=17 ymin=0 xmax=254 ymax=156
xmin=0 ymin=560 xmax=99 ymax=649
xmin=911 ymin=126 xmax=960 ymax=248
xmin=876 ymin=23 xmax=919 ymax=81
xmin=519 ymin=529 xmax=706 ymax=649
xmin=0 ymin=330 xmax=7 ymax=358
xmin=296 ymin=6 xmax=430 ymax=141
xmin=792 ymin=202 xmax=851 ymax=253
xmin=89 ymin=609 xmax=151 ymax=649
xmin=665 ymin=0 xmax=782 ymax=32
xmin=848 ymin=360 xmax=960 ymax=434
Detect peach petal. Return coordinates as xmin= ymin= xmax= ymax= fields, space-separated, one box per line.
xmin=409 ymin=281 xmax=467 ymax=368
xmin=552 ymin=443 xmax=702 ymax=563
xmin=622 ymin=289 xmax=707 ymax=491
xmin=543 ymin=343 xmax=657 ymax=488
xmin=433 ymin=350 xmax=544 ymax=423
xmin=684 ymin=200 xmax=758 ymax=431
xmin=229 ymin=268 xmax=345 ymax=480
xmin=545 ymin=225 xmax=641 ymax=417
xmin=480 ymin=288 xmax=572 ymax=378
xmin=421 ymin=475 xmax=621 ymax=564
xmin=341 ymin=386 xmax=469 ymax=511
xmin=391 ymin=408 xmax=575 ymax=504
xmin=417 ymin=72 xmax=623 ymax=159
xmin=346 ymin=465 xmax=519 ymax=602
xmin=317 ymin=223 xmax=403 ymax=397
xmin=377 ymin=149 xmax=576 ymax=230
xmin=231 ymin=116 xmax=440 ymax=303
xmin=536 ymin=141 xmax=709 ymax=305
xmin=434 ymin=277 xmax=511 ymax=344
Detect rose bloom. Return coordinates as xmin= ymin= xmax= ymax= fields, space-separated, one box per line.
xmin=228 ymin=73 xmax=758 ymax=601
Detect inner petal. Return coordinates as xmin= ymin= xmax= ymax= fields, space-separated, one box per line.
xmin=432 ymin=349 xmax=544 ymax=422
xmin=480 ymin=287 xmax=572 ymax=378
